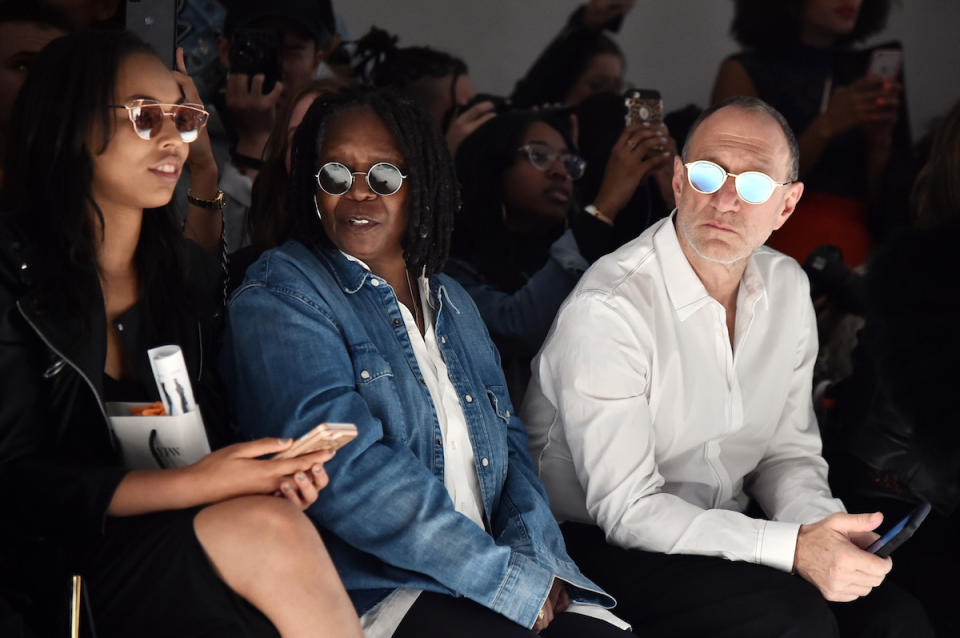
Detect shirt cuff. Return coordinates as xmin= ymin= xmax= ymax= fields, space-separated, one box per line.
xmin=489 ymin=551 xmax=555 ymax=629
xmin=758 ymin=520 xmax=801 ymax=573
xmin=550 ymin=229 xmax=589 ymax=275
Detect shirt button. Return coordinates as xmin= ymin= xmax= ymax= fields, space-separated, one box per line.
xmin=505 ymin=410 xmax=510 ymax=418
xmin=371 ymin=279 xmax=380 ymax=287
xmin=481 ymin=458 xmax=489 ymax=467
xmin=393 ymin=318 xmax=402 ymax=327
xmin=360 ymin=370 xmax=370 ymax=379
xmin=464 ymin=394 xmax=473 ymax=403
xmin=436 ymin=437 xmax=442 ymax=446
xmin=450 ymin=440 xmax=457 ymax=450
xmin=440 ymin=336 xmax=446 ymax=344
xmin=116 ymin=323 xmax=124 ymax=332
xmin=20 ymin=263 xmax=28 ymax=270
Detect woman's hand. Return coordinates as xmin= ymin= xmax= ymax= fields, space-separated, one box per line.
xmin=174 ymin=47 xmax=222 ymax=254
xmin=173 ymin=48 xmax=217 ymax=181
xmin=819 ymin=76 xmax=901 ymax=139
xmin=533 ymin=579 xmax=570 ymax=633
xmin=185 ymin=437 xmax=336 ymax=508
xmin=592 ymin=122 xmax=674 ymax=221
xmin=583 ymin=0 xmax=636 ymax=30
xmin=446 ymin=100 xmax=497 ymax=155
xmin=108 ymin=437 xmax=335 ymax=516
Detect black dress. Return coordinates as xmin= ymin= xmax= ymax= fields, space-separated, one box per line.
xmin=0 ymin=227 xmax=277 ymax=638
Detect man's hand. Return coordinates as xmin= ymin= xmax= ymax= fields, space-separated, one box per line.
xmin=533 ymin=578 xmax=570 ymax=633
xmin=794 ymin=512 xmax=892 ymax=602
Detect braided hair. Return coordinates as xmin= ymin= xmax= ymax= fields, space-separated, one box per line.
xmin=286 ymin=87 xmax=460 ymax=276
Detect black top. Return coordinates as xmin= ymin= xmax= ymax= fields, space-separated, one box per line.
xmin=0 ymin=222 xmax=229 ymax=600
xmin=731 ymin=41 xmax=913 ymax=236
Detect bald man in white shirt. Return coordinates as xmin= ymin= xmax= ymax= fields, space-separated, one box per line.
xmin=521 ymin=96 xmax=932 ymax=637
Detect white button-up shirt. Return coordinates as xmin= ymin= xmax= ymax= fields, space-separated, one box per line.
xmin=521 ymin=215 xmax=845 ymax=573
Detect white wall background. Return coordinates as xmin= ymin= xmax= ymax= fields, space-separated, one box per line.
xmin=336 ymin=0 xmax=960 ymax=140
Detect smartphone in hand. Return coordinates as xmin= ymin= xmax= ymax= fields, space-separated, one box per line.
xmin=272 ymin=423 xmax=358 ymax=460
xmin=624 ymin=88 xmax=662 ymax=128
xmin=867 ymin=502 xmax=931 ymax=558
xmin=126 ymin=0 xmax=178 ymax=68
xmin=868 ymin=48 xmax=903 ymax=82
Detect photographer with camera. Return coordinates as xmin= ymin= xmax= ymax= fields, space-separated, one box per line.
xmin=213 ymin=0 xmax=336 ymax=251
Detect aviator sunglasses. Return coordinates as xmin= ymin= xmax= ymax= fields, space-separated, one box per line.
xmin=111 ymin=99 xmax=210 ymax=143
xmin=316 ymin=161 xmax=408 ymax=196
xmin=517 ymin=142 xmax=586 ymax=180
xmin=685 ymin=160 xmax=792 ymax=205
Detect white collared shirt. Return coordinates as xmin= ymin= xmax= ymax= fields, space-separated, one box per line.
xmin=343 ymin=253 xmax=629 ymax=635
xmin=342 ymin=254 xmax=484 ymax=637
xmin=521 ymin=215 xmax=845 ymax=573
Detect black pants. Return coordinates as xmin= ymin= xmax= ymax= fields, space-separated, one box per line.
xmin=829 ymin=452 xmax=960 ymax=637
xmin=561 ymin=522 xmax=934 ymax=638
xmin=392 ymin=591 xmax=637 ymax=638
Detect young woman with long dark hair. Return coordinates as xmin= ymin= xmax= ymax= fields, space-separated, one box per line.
xmin=0 ymin=30 xmax=360 ymax=638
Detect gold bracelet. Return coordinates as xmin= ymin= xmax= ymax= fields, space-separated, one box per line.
xmin=187 ymin=188 xmax=225 ymax=210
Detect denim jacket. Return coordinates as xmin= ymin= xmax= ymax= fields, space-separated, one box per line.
xmin=221 ymin=241 xmax=614 ymax=628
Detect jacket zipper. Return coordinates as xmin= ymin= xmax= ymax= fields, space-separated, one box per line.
xmin=16 ymin=300 xmax=115 ymax=450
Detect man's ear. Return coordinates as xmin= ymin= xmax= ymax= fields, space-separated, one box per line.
xmin=773 ymin=181 xmax=804 ymax=230
xmin=217 ymin=35 xmax=230 ymax=69
xmin=671 ymin=155 xmax=685 ymax=205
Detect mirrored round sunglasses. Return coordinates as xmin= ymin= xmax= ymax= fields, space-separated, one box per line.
xmin=685 ymin=159 xmax=791 ymax=205
xmin=315 ymin=161 xmax=408 ymax=196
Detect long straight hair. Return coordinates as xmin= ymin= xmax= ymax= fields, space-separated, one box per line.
xmin=0 ymin=30 xmax=193 ymax=338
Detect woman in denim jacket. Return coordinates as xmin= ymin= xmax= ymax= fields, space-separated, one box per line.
xmin=222 ymin=88 xmax=632 ymax=638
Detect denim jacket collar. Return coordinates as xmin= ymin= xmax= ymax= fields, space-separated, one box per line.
xmin=313 ymin=245 xmax=459 ymax=316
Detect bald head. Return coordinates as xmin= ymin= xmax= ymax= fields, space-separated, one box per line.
xmin=682 ymin=96 xmax=799 ymax=181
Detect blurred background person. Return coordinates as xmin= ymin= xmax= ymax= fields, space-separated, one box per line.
xmin=447 ymin=108 xmax=671 ymax=402
xmin=823 ymin=97 xmax=960 ymax=638
xmin=0 ymin=1 xmax=72 ymax=178
xmin=712 ymin=0 xmax=911 ymax=269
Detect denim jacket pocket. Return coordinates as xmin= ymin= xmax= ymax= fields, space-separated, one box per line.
xmin=350 ymin=343 xmax=394 ymax=385
xmin=348 ymin=344 xmax=408 ymax=445
xmin=485 ymin=385 xmax=512 ymax=424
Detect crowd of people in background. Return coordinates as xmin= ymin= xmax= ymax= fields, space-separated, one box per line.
xmin=1 ymin=0 xmax=957 ymax=637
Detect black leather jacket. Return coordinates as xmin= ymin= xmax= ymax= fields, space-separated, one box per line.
xmin=0 ymin=223 xmax=227 ymax=598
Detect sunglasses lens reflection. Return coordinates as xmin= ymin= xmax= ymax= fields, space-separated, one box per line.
xmin=318 ymin=163 xmax=353 ymax=195
xmin=131 ymin=104 xmax=162 ymax=140
xmin=688 ymin=161 xmax=725 ymax=194
xmin=173 ymin=107 xmax=205 ymax=142
xmin=736 ymin=172 xmax=775 ymax=204
xmin=368 ymin=163 xmax=404 ymax=195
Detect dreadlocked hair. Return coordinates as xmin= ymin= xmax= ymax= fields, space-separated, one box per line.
xmin=286 ymin=87 xmax=460 ymax=276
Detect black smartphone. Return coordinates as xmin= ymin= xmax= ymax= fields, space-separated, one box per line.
xmin=624 ymin=88 xmax=662 ymax=127
xmin=228 ymin=28 xmax=282 ymax=95
xmin=867 ymin=502 xmax=931 ymax=558
xmin=126 ymin=0 xmax=178 ymax=68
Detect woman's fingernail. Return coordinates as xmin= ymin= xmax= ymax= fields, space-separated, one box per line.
xmin=313 ymin=465 xmax=324 ymax=474
xmin=295 ymin=472 xmax=307 ymax=483
xmin=281 ymin=483 xmax=292 ymax=492
xmin=279 ymin=437 xmax=291 ymax=446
